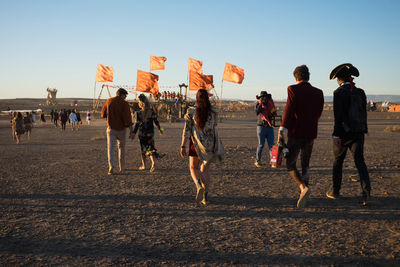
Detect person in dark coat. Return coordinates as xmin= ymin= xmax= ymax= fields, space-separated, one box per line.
xmin=326 ymin=63 xmax=371 ymax=206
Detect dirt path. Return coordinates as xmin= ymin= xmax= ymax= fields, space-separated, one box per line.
xmin=0 ymin=111 xmax=399 ymax=265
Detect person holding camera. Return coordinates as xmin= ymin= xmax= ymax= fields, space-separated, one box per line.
xmin=255 ymin=91 xmax=277 ymax=167
xmin=277 ymin=65 xmax=324 ymax=208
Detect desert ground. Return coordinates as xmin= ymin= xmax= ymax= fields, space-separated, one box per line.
xmin=1 ymin=100 xmax=400 ymax=266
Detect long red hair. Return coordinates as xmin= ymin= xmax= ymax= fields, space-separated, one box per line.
xmin=195 ymin=89 xmax=212 ymax=130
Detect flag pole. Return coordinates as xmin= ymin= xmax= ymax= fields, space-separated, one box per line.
xmin=186 ymin=72 xmax=189 ymax=100
xmin=93 ymin=80 xmax=97 ymax=110
xmin=219 ymin=80 xmax=224 ymax=111
xmin=220 ymin=80 xmax=224 ymax=100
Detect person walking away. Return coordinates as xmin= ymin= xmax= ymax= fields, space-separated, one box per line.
xmin=132 ymin=94 xmax=163 ymax=172
xmin=86 ymin=110 xmax=92 ymax=125
xmin=13 ymin=112 xmax=25 ymax=144
xmin=23 ymin=112 xmax=33 ymax=140
xmin=60 ymin=109 xmax=68 ymax=131
xmin=50 ymin=109 xmax=54 ymax=122
xmin=277 ymin=65 xmax=324 ymax=208
xmin=40 ymin=111 xmax=46 ymax=124
xmin=75 ymin=109 xmax=81 ymax=130
xmin=31 ymin=111 xmax=37 ymax=126
xmin=255 ymin=91 xmax=277 ymax=167
xmin=326 ymin=63 xmax=371 ymax=206
xmin=101 ymin=88 xmax=134 ymax=175
xmin=180 ymin=89 xmax=225 ymax=206
xmin=10 ymin=111 xmax=16 ymax=140
xmin=69 ymin=110 xmax=79 ymax=131
xmin=53 ymin=110 xmax=59 ymax=127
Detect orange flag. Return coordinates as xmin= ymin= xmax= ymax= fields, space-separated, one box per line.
xmin=188 ymin=57 xmax=203 ymax=74
xmin=222 ymin=62 xmax=244 ymax=84
xmin=189 ymin=71 xmax=213 ymax=91
xmin=150 ymin=56 xmax=167 ymax=71
xmin=136 ymin=70 xmax=159 ymax=95
xmin=96 ymin=64 xmax=114 ymax=82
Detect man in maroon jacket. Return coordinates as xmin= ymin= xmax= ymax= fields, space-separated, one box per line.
xmin=278 ymin=65 xmax=324 ymax=208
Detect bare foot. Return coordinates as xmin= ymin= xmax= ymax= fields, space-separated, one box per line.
xmin=138 ymin=166 xmax=146 ymax=170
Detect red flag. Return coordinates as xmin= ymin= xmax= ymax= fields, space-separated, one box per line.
xmin=222 ymin=62 xmax=244 ymax=84
xmin=136 ymin=70 xmax=159 ymax=95
xmin=189 ymin=71 xmax=213 ymax=91
xmin=188 ymin=57 xmax=203 ymax=74
xmin=96 ymin=64 xmax=113 ymax=82
xmin=150 ymin=56 xmax=167 ymax=71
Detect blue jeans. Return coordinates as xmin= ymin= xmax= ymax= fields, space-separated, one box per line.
xmin=256 ymin=125 xmax=274 ymax=162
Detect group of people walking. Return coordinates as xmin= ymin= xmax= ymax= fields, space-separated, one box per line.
xmin=50 ymin=109 xmax=83 ymax=130
xmin=100 ymin=63 xmax=371 ymax=208
xmin=255 ymin=63 xmax=370 ymax=207
xmin=10 ymin=111 xmax=39 ymax=144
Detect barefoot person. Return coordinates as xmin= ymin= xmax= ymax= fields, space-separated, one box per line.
xmin=326 ymin=63 xmax=371 ymax=206
xmin=277 ymin=65 xmax=324 ymax=208
xmin=132 ymin=94 xmax=163 ymax=172
xmin=180 ymin=89 xmax=224 ymax=206
xmin=101 ymin=88 xmax=134 ymax=175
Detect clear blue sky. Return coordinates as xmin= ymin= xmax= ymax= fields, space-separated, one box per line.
xmin=1 ymin=0 xmax=399 ymax=100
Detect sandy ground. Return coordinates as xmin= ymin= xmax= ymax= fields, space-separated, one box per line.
xmin=1 ymin=109 xmax=400 ymax=266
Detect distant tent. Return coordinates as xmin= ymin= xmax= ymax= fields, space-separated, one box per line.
xmin=388 ymin=104 xmax=400 ymax=112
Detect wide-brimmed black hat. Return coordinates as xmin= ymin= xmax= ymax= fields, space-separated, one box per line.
xmin=256 ymin=91 xmax=271 ymax=99
xmin=329 ymin=63 xmax=359 ymax=80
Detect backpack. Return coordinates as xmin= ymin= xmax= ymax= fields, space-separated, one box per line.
xmin=346 ymin=88 xmax=367 ymax=133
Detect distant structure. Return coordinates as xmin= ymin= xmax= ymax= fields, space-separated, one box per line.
xmin=46 ymin=88 xmax=58 ymax=106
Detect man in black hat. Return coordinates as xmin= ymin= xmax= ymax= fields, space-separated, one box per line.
xmin=278 ymin=65 xmax=324 ymax=208
xmin=255 ymin=91 xmax=276 ymax=167
xmin=326 ymin=63 xmax=371 ymax=205
xmin=101 ymin=88 xmax=134 ymax=175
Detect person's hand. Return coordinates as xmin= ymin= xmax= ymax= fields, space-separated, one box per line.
xmin=180 ymin=146 xmax=187 ymax=158
xmin=333 ymin=137 xmax=341 ymax=147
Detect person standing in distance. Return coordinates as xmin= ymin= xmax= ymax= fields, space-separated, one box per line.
xmin=277 ymin=65 xmax=324 ymax=208
xmin=101 ymin=88 xmax=134 ymax=175
xmin=326 ymin=63 xmax=371 ymax=206
xmin=254 ymin=91 xmax=277 ymax=167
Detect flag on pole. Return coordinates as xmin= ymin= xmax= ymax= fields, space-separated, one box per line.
xmin=189 ymin=71 xmax=213 ymax=91
xmin=188 ymin=57 xmax=203 ymax=74
xmin=136 ymin=70 xmax=159 ymax=95
xmin=150 ymin=56 xmax=167 ymax=70
xmin=222 ymin=62 xmax=244 ymax=84
xmin=96 ymin=64 xmax=114 ymax=82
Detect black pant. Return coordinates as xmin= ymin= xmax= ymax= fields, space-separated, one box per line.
xmin=286 ymin=137 xmax=314 ymax=184
xmin=332 ymin=133 xmax=371 ymax=195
